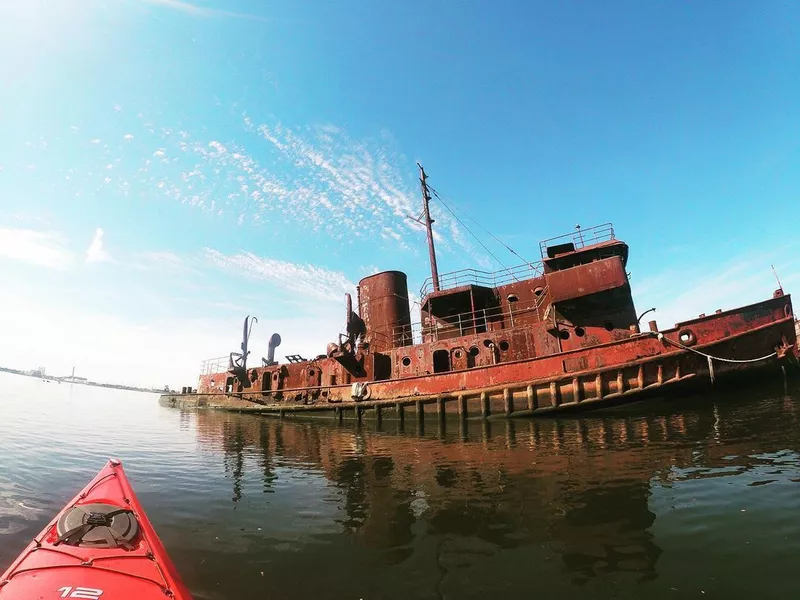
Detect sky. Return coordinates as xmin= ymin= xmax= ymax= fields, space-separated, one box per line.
xmin=0 ymin=0 xmax=798 ymax=389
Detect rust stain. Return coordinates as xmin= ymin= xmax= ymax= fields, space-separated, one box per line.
xmin=172 ymin=220 xmax=798 ymax=419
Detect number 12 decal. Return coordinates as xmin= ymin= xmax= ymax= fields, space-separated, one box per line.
xmin=57 ymin=587 xmax=104 ymax=599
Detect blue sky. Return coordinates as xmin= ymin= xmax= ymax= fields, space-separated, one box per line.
xmin=0 ymin=0 xmax=798 ymax=388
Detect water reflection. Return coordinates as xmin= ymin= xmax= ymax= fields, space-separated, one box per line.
xmin=3 ymin=374 xmax=800 ymax=598
xmin=194 ymin=383 xmax=800 ymax=594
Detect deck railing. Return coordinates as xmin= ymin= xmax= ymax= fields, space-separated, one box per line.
xmin=538 ymin=223 xmax=615 ymax=259
xmin=420 ymin=262 xmax=543 ymax=297
xmin=200 ymin=356 xmax=229 ymax=375
xmin=418 ymin=224 xmax=616 ymax=297
xmin=372 ymin=290 xmax=550 ymax=346
xmin=200 ymin=292 xmax=553 ymax=374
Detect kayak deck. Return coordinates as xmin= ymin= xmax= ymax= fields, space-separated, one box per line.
xmin=0 ymin=459 xmax=191 ymax=599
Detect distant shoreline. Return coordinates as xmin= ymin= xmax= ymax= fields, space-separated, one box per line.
xmin=0 ymin=367 xmax=171 ymax=394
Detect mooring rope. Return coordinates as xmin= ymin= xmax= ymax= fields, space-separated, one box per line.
xmin=650 ymin=331 xmax=778 ymax=364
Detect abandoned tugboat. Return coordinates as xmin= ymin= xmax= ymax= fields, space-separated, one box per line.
xmin=160 ymin=165 xmax=798 ymax=420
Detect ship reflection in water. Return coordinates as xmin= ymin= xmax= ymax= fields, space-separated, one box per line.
xmin=184 ymin=383 xmax=800 ymax=599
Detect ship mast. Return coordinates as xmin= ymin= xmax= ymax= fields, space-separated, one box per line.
xmin=418 ymin=163 xmax=440 ymax=292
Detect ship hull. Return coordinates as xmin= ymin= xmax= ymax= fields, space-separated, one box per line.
xmin=160 ymin=296 xmax=799 ymax=420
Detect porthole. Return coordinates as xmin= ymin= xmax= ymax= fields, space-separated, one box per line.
xmin=507 ymin=294 xmax=519 ymax=303
xmin=402 ymin=356 xmax=411 ymax=367
xmin=483 ymin=339 xmax=493 ymax=348
xmin=559 ymin=330 xmax=570 ymax=340
xmin=454 ymin=349 xmax=463 ymax=359
xmin=499 ymin=340 xmax=509 ymax=351
xmin=534 ymin=286 xmax=544 ymax=297
xmin=604 ymin=321 xmax=614 ymax=332
xmin=574 ymin=327 xmax=585 ymax=337
xmin=308 ymin=369 xmax=315 ymax=377
xmin=678 ymin=329 xmax=697 ymax=346
xmin=468 ymin=346 xmax=479 ymax=357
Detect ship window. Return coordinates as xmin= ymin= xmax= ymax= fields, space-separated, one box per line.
xmin=433 ymin=350 xmax=451 ymax=373
xmin=483 ymin=339 xmax=493 ymax=348
xmin=499 ymin=340 xmax=509 ymax=351
xmin=604 ymin=321 xmax=614 ymax=331
xmin=308 ymin=369 xmax=315 ymax=377
xmin=507 ymin=294 xmax=518 ymax=303
xmin=454 ymin=349 xmax=463 ymax=359
xmin=468 ymin=346 xmax=479 ymax=357
xmin=575 ymin=327 xmax=585 ymax=337
xmin=330 ymin=374 xmax=337 ymax=385
xmin=402 ymin=356 xmax=411 ymax=367
xmin=680 ymin=331 xmax=693 ymax=344
xmin=559 ymin=330 xmax=570 ymax=340
xmin=534 ymin=286 xmax=544 ymax=297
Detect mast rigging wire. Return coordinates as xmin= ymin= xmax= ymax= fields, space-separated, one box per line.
xmin=428 ymin=187 xmax=512 ymax=274
xmin=428 ymin=186 xmax=534 ymax=268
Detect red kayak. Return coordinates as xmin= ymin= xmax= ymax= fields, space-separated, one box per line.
xmin=0 ymin=459 xmax=192 ymax=599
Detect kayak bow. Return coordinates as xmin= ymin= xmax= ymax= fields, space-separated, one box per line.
xmin=0 ymin=459 xmax=192 ymax=599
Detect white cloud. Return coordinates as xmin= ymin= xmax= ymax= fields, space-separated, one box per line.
xmin=0 ymin=283 xmax=235 ymax=388
xmin=139 ymin=250 xmax=183 ymax=268
xmin=15 ymin=106 xmax=506 ymax=276
xmin=203 ymin=248 xmax=355 ymax=302
xmin=0 ymin=227 xmax=74 ymax=270
xmin=0 ymin=248 xmax=354 ymax=388
xmin=136 ymin=0 xmax=268 ymax=21
xmin=632 ymin=245 xmax=800 ymax=330
xmin=85 ymin=228 xmax=113 ymax=264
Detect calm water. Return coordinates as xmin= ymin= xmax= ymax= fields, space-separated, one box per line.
xmin=2 ymin=372 xmax=800 ymax=599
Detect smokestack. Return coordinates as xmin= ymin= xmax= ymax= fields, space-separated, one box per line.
xmin=266 ymin=333 xmax=282 ymax=366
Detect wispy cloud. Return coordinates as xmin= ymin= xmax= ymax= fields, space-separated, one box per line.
xmin=125 ymin=114 xmax=491 ymax=266
xmin=137 ymin=0 xmax=268 ymax=22
xmin=10 ymin=110 xmax=500 ymax=274
xmin=135 ymin=250 xmax=185 ymax=271
xmin=203 ymin=248 xmax=354 ymax=302
xmin=85 ymin=228 xmax=114 ymax=264
xmin=632 ymin=243 xmax=800 ymax=330
xmin=0 ymin=227 xmax=74 ymax=270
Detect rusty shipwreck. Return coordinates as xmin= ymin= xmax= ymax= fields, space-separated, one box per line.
xmin=160 ymin=165 xmax=799 ymax=419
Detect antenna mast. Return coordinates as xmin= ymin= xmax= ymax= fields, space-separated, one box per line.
xmin=418 ymin=163 xmax=440 ymax=292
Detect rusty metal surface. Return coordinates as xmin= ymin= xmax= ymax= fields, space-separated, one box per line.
xmin=545 ymin=256 xmax=629 ymax=303
xmin=184 ymin=296 xmax=796 ymax=418
xmin=358 ymin=271 xmax=412 ymax=352
xmin=172 ymin=225 xmax=798 ymax=420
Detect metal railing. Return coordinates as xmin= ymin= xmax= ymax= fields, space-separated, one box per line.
xmin=373 ymin=290 xmax=550 ymax=345
xmin=200 ymin=356 xmax=229 ymax=375
xmin=201 ymin=291 xmax=552 ymax=374
xmin=420 ymin=261 xmax=544 ymax=297
xmin=538 ymin=223 xmax=615 ymax=259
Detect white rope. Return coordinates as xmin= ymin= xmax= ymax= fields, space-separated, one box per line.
xmin=652 ymin=332 xmax=777 ymax=364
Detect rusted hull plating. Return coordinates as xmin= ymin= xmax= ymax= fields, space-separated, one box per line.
xmin=161 ymin=295 xmax=798 ymax=419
